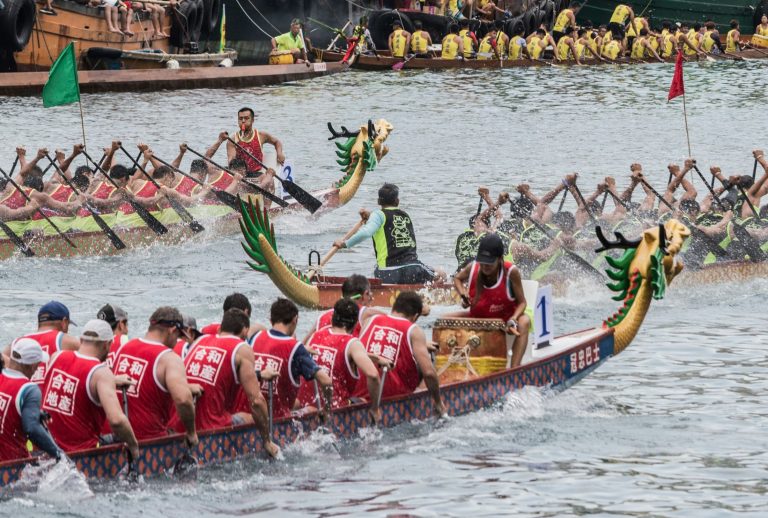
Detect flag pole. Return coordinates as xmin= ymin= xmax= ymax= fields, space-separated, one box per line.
xmin=78 ymin=99 xmax=87 ymax=158
xmin=681 ymin=93 xmax=691 ymax=158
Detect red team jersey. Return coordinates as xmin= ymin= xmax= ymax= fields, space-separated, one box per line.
xmin=34 ymin=184 xmax=74 ymax=220
xmin=313 ymin=305 xmax=365 ymax=337
xmin=0 ymin=186 xmax=32 ymax=209
xmin=174 ymin=176 xmax=200 ymax=197
xmin=42 ymin=351 xmax=106 ymax=452
xmin=234 ymin=129 xmax=264 ymax=172
xmin=112 ymin=338 xmax=173 ymax=440
xmin=467 ymin=260 xmax=519 ymax=321
xmin=0 ymin=370 xmax=34 ymax=462
xmin=297 ymin=327 xmax=359 ymax=408
xmin=353 ymin=314 xmax=420 ymax=400
xmin=15 ymin=329 xmax=63 ymax=385
xmin=120 ymin=180 xmax=158 ymax=214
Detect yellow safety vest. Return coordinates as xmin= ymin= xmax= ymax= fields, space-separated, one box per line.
xmin=459 ymin=29 xmax=475 ymax=58
xmin=441 ymin=34 xmax=459 ymax=58
xmin=508 ymin=36 xmax=525 ymax=60
xmin=556 ymin=36 xmax=573 ymax=60
xmin=603 ymin=40 xmax=621 ymax=59
xmin=575 ymin=40 xmax=587 ymax=59
xmin=411 ymin=31 xmax=428 ymax=53
xmin=391 ymin=29 xmax=407 ymax=58
xmin=631 ymin=37 xmax=646 ymax=58
xmin=626 ymin=17 xmax=645 ymax=38
xmin=477 ymin=35 xmax=496 ymax=59
xmin=553 ymin=9 xmax=573 ymax=32
xmin=649 ymin=35 xmax=660 ymax=53
xmin=726 ymin=29 xmax=738 ymax=52
xmin=610 ymin=4 xmax=631 ymax=25
xmin=529 ymin=36 xmax=544 ymax=59
xmin=702 ymin=30 xmax=716 ymax=52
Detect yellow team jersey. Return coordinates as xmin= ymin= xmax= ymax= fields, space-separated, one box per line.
xmin=410 ymin=31 xmax=428 ymax=53
xmin=391 ymin=29 xmax=407 ymax=58
xmin=631 ymin=37 xmax=646 ymax=58
xmin=553 ymin=9 xmax=573 ymax=32
xmin=556 ymin=37 xmax=573 ymax=60
xmin=661 ymin=33 xmax=676 ymax=57
xmin=601 ymin=31 xmax=613 ymax=53
xmin=649 ymin=35 xmax=660 ymax=53
xmin=604 ymin=40 xmax=621 ymax=59
xmin=575 ymin=40 xmax=587 ymax=59
xmin=626 ymin=17 xmax=645 ymax=38
xmin=459 ymin=29 xmax=475 ymax=58
xmin=683 ymin=29 xmax=700 ymax=55
xmin=759 ymin=24 xmax=768 ymax=37
xmin=447 ymin=0 xmax=461 ymax=13
xmin=441 ymin=34 xmax=459 ymax=59
xmin=701 ymin=30 xmax=716 ymax=52
xmin=477 ymin=35 xmax=496 ymax=59
xmin=726 ymin=29 xmax=738 ymax=52
xmin=610 ymin=4 xmax=631 ymax=25
xmin=529 ymin=36 xmax=544 ymax=59
xmin=588 ymin=34 xmax=599 ymax=55
xmin=508 ymin=36 xmax=526 ymax=60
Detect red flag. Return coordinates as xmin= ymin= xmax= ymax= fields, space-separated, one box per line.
xmin=668 ymin=53 xmax=685 ymax=101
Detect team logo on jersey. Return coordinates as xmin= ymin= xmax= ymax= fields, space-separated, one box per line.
xmin=313 ymin=345 xmax=338 ymax=375
xmin=254 ymin=354 xmax=284 ymax=394
xmin=0 ymin=393 xmax=12 ymax=433
xmin=186 ymin=346 xmax=227 ymax=386
xmin=114 ymin=355 xmax=148 ymax=397
xmin=365 ymin=326 xmax=402 ymax=364
xmin=43 ymin=369 xmax=79 ymax=417
xmin=30 ymin=344 xmax=52 ymax=384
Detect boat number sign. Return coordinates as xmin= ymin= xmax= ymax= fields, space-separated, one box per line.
xmin=534 ymin=285 xmax=554 ymax=346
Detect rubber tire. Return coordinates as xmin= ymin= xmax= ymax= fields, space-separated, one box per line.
xmin=368 ymin=9 xmax=414 ymax=50
xmin=755 ymin=1 xmax=768 ymax=33
xmin=505 ymin=16 xmax=525 ymax=39
xmin=170 ymin=0 xmax=198 ymax=48
xmin=522 ymin=9 xmax=537 ymax=36
xmin=200 ymin=0 xmax=220 ymax=41
xmin=539 ymin=0 xmax=555 ymax=30
xmin=190 ymin=0 xmax=204 ymax=44
xmin=0 ymin=0 xmax=36 ymax=52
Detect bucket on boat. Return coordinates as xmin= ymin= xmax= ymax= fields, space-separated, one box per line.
xmin=268 ymin=50 xmax=295 ymax=65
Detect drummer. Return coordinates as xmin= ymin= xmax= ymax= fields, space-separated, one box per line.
xmin=271 ymin=18 xmax=307 ymax=63
xmin=449 ymin=233 xmax=530 ymax=367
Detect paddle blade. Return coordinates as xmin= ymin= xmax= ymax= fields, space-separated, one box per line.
xmin=130 ymin=201 xmax=169 ymax=235
xmin=280 ymin=180 xmax=322 ymax=214
xmin=90 ymin=210 xmax=127 ymax=250
xmin=0 ymin=221 xmax=35 ymax=257
xmin=392 ymin=61 xmax=405 ymax=71
xmin=213 ymin=189 xmax=240 ymax=210
xmin=172 ymin=449 xmax=199 ymax=480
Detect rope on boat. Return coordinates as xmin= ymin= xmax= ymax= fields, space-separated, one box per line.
xmin=341 ymin=0 xmax=374 ymax=12
xmin=232 ymin=0 xmax=275 ymax=39
xmin=243 ymin=0 xmax=280 ymax=34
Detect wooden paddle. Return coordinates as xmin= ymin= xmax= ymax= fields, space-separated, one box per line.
xmin=392 ymin=53 xmax=417 ymax=70
xmin=525 ymin=215 xmax=606 ymax=281
xmin=119 ymin=145 xmax=205 ymax=233
xmin=44 ymin=154 xmax=127 ymax=251
xmin=374 ymin=366 xmax=388 ymax=421
xmin=752 ymin=157 xmax=758 ymax=181
xmin=308 ymin=211 xmax=366 ymax=280
xmin=184 ymin=145 xmax=288 ymax=208
xmin=81 ymin=149 xmax=169 ymax=236
xmin=0 ymin=156 xmax=36 ymax=257
xmin=0 ymin=165 xmax=77 ymax=249
xmin=569 ymin=181 xmax=599 ymax=224
xmin=225 ymin=136 xmax=322 ymax=213
xmin=745 ymin=43 xmax=768 ymax=58
xmin=120 ymin=386 xmax=139 ymax=482
xmin=151 ymin=154 xmax=239 ymax=210
xmin=267 ymin=379 xmax=274 ymax=441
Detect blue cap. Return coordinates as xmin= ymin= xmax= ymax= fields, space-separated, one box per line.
xmin=38 ymin=301 xmax=77 ymax=326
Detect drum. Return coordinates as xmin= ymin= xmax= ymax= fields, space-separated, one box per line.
xmin=432 ymin=317 xmax=512 ymax=383
xmin=268 ymin=50 xmax=295 ymax=64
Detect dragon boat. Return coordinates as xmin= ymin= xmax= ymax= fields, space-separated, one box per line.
xmin=0 ymin=119 xmax=392 ymax=261
xmin=0 ymin=219 xmax=690 ymax=488
xmin=315 ymin=48 xmax=767 ymax=71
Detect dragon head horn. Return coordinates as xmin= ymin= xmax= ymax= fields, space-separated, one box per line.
xmin=327 ymin=122 xmax=361 ymax=141
xmin=595 ymin=226 xmax=642 ymax=253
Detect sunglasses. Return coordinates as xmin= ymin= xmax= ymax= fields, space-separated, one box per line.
xmin=153 ymin=319 xmax=184 ymax=332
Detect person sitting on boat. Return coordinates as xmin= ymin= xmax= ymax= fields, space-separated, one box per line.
xmin=508 ymin=25 xmax=530 ymax=61
xmin=726 ymin=20 xmax=746 ymax=53
xmin=226 ymin=107 xmax=282 ymax=201
xmin=84 ymin=164 xmax=135 ymax=212
xmin=625 ymin=15 xmax=650 ymax=50
xmin=577 ymin=28 xmax=605 ymax=62
xmin=701 ymin=21 xmax=724 ymax=54
xmin=97 ymin=303 xmax=129 ymax=369
xmin=758 ymin=15 xmax=768 ymax=37
xmin=333 ymin=183 xmax=442 ymax=285
xmin=458 ymin=19 xmax=477 ymax=59
xmin=200 ymin=292 xmax=266 ymax=339
xmin=441 ymin=23 xmax=464 ymax=59
xmin=552 ymin=2 xmax=582 ymax=43
xmin=527 ymin=27 xmax=559 ymax=61
xmin=602 ymin=32 xmax=624 ymax=60
xmin=389 ymin=21 xmax=411 ymax=59
xmin=659 ymin=21 xmax=678 ymax=59
xmin=110 ymin=307 xmax=200 ymax=447
xmin=450 ymin=233 xmax=530 ymax=367
xmin=352 ymin=291 xmax=444 ymax=415
xmin=271 ymin=18 xmax=307 ymax=63
xmin=4 ymin=302 xmax=81 ymax=386
xmin=631 ymin=28 xmax=663 ymax=61
xmin=444 ymin=0 xmax=465 ymax=20
xmin=234 ymin=298 xmax=331 ymax=419
xmin=475 ymin=0 xmax=505 ymax=22
xmin=41 ymin=319 xmax=139 ymax=460
xmin=410 ymin=20 xmax=433 ymax=57
xmin=297 ymin=298 xmax=388 ymax=422
xmin=556 ymin=26 xmax=583 ymax=64
xmin=172 ymin=314 xmax=201 ymax=360
xmin=477 ymin=26 xmax=504 ymax=61
xmin=303 ymin=274 xmax=383 ymax=342
xmin=169 ymin=308 xmax=280 ymax=458
xmin=0 ymin=338 xmax=62 ymax=463
xmin=607 ymin=3 xmax=635 ymax=40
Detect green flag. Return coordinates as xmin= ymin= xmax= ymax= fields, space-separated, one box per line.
xmin=42 ymin=42 xmax=80 ymax=108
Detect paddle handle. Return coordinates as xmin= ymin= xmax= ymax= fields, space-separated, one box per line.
xmin=121 ymin=386 xmax=129 ymax=419
xmin=375 ymin=367 xmax=388 ymax=410
xmin=307 ymin=217 xmax=365 ymax=280
xmin=267 ymin=380 xmax=273 ymax=441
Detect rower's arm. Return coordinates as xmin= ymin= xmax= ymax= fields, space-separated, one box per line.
xmin=343 ymin=210 xmax=384 ymax=248
xmin=19 ymin=385 xmax=61 ymax=460
xmin=208 ymin=133 xmax=228 ymax=159
xmin=94 ymin=367 xmax=139 ymax=459
xmin=569 ymin=40 xmax=582 ymax=64
xmin=59 ymin=144 xmax=84 ymax=177
xmin=260 ymin=131 xmax=285 ymax=165
xmin=162 ymin=353 xmax=197 ymax=443
xmin=507 ymin=266 xmax=527 ymax=321
xmin=540 ymin=182 xmax=566 ymax=205
xmin=236 ymin=345 xmax=275 ymax=450
xmin=348 ymin=340 xmax=382 ymax=416
xmin=410 ymin=326 xmax=444 ymax=416
xmin=172 ymin=144 xmax=187 ymax=169
xmin=749 ymin=151 xmax=768 ymax=197
xmin=452 ymin=263 xmax=472 ymax=302
xmin=18 ymin=148 xmax=48 ymax=180
xmin=620 ymin=178 xmax=639 ymax=202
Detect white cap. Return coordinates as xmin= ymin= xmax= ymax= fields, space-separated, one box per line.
xmin=10 ymin=338 xmax=50 ymax=365
xmin=80 ymin=319 xmax=115 ymax=342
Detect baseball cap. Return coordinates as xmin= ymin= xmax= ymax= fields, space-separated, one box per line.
xmin=97 ymin=304 xmax=128 ymax=327
xmin=291 ymin=18 xmax=301 ymax=25
xmin=80 ymin=319 xmax=115 ymax=342
xmin=10 ymin=337 xmax=49 ymax=365
xmin=182 ymin=315 xmax=202 ymax=340
xmin=38 ymin=301 xmax=76 ymax=326
xmin=476 ymin=233 xmax=505 ymax=265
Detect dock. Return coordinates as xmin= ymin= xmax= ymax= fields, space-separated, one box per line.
xmin=0 ymin=62 xmax=346 ymax=96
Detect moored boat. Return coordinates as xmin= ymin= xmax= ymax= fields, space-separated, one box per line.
xmin=0 ymin=119 xmax=392 ymax=260
xmin=0 ymin=218 xmax=690 ymax=487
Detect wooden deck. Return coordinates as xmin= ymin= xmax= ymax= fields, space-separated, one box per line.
xmin=0 ymin=62 xmax=345 ymax=96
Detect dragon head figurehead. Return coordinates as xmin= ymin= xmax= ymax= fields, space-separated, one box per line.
xmin=598 ymin=219 xmax=690 ymax=354
xmin=329 ymin=119 xmax=393 ymax=205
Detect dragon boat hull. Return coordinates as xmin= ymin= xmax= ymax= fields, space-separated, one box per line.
xmin=0 ymin=326 xmax=614 ymax=488
xmin=314 ymin=48 xmax=766 ymax=70
xmin=312 ymin=275 xmax=457 ymax=309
